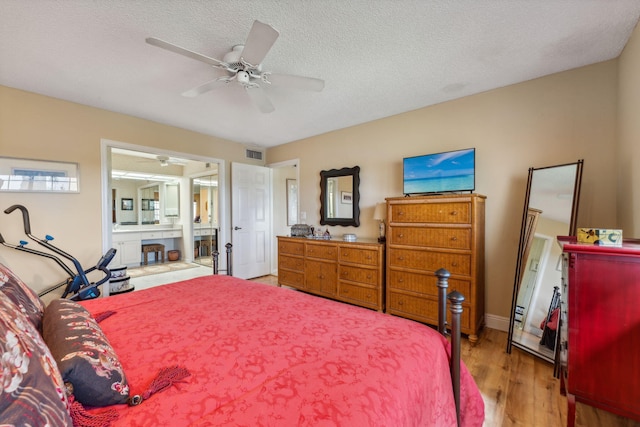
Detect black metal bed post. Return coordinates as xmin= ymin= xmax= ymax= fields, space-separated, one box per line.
xmin=225 ymin=243 xmax=233 ymax=276
xmin=212 ymin=250 xmax=219 ymax=274
xmin=448 ymin=290 xmax=465 ymax=427
xmin=435 ymin=268 xmax=450 ymax=335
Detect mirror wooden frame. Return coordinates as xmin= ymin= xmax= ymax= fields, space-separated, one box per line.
xmin=506 ymin=159 xmax=583 ymax=365
xmin=319 ymin=166 xmax=360 ymax=227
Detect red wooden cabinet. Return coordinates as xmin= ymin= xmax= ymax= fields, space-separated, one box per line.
xmin=560 ymin=241 xmax=640 ymax=426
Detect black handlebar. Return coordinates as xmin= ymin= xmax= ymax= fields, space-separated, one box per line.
xmin=2 ymin=204 xmax=115 ymax=300
xmin=4 ymin=204 xmax=32 ymax=235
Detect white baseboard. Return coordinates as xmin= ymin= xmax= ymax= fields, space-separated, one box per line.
xmin=485 ymin=313 xmax=510 ymax=332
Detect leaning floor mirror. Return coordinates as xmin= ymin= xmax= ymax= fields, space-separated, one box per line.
xmin=506 ymin=160 xmax=583 ymax=364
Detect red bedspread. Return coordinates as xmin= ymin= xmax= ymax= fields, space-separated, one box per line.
xmin=80 ymin=275 xmax=484 ymax=426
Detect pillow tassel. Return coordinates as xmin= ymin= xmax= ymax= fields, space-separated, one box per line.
xmin=93 ymin=310 xmax=117 ymax=323
xmin=69 ymin=395 xmax=119 ymax=427
xmin=128 ymin=365 xmax=191 ymax=406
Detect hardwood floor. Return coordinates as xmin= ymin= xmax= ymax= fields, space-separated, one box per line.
xmin=462 ymin=328 xmax=639 ymax=427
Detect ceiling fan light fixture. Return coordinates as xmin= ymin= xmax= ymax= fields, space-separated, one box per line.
xmin=147 ymin=20 xmax=324 ymax=114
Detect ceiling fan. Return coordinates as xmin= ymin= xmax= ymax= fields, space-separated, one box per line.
xmin=146 ymin=20 xmax=325 ymax=113
xmin=137 ymin=155 xmax=186 ymax=167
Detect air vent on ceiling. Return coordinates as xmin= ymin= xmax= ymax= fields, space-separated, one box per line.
xmin=245 ymin=149 xmax=263 ymax=160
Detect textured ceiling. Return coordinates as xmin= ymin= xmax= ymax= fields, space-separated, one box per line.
xmin=1 ymin=1 xmax=639 ymax=148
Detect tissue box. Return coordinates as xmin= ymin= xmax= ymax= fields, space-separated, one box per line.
xmin=577 ymin=228 xmax=622 ymax=246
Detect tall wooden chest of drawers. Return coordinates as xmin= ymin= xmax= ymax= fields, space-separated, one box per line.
xmin=277 ymin=236 xmax=385 ymax=311
xmin=385 ymin=194 xmax=486 ymax=342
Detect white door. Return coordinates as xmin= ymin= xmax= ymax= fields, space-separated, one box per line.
xmin=231 ymin=162 xmax=271 ymax=279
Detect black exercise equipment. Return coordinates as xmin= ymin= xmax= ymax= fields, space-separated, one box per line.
xmin=0 ymin=204 xmax=115 ymax=300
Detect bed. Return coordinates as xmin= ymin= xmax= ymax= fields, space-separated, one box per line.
xmin=0 ymin=263 xmax=484 ymax=426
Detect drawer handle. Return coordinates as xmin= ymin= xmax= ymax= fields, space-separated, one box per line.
xmin=398 ymin=256 xmax=405 ymax=261
xmin=343 ymin=252 xmax=349 ymax=257
xmin=366 ymin=274 xmax=372 ymax=279
xmin=366 ymin=255 xmax=372 ymax=260
xmin=398 ymin=278 xmax=404 ymax=283
xmin=451 ymin=236 xmax=458 ymax=241
xmin=366 ymin=294 xmax=372 ymax=299
xmin=451 ymin=262 xmax=459 ymax=267
xmin=398 ymin=300 xmax=404 ymax=306
xmin=342 ymin=272 xmax=348 ymax=277
xmin=398 ymin=233 xmax=404 ymax=238
xmin=450 ymin=211 xmax=458 ymax=216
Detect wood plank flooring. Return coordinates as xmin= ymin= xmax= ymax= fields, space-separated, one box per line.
xmin=462 ymin=328 xmax=640 ymax=427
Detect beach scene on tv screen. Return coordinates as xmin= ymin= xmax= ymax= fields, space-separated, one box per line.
xmin=404 ymin=149 xmax=475 ymax=194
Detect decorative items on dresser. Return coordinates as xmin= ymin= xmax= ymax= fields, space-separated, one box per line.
xmin=277 ymin=236 xmax=384 ymax=311
xmin=385 ymin=194 xmax=486 ymax=343
xmin=558 ymin=238 xmax=640 ymax=426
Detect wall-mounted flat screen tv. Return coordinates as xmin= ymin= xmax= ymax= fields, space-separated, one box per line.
xmin=403 ymin=148 xmax=475 ymax=195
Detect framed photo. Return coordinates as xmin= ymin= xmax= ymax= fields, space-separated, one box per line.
xmin=286 ymin=179 xmax=298 ymax=226
xmin=121 ymin=198 xmax=133 ymax=211
xmin=0 ymin=156 xmax=79 ymax=193
xmin=341 ymin=191 xmax=353 ymax=204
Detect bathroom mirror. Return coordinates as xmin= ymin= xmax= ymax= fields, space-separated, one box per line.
xmin=164 ymin=182 xmax=180 ymax=217
xmin=139 ymin=184 xmax=159 ymax=224
xmin=320 ymin=166 xmax=360 ymax=227
xmin=193 ymin=174 xmax=219 ymax=266
xmin=506 ymin=160 xmax=583 ymax=363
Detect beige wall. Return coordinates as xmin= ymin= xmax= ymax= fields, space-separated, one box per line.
xmin=0 ymin=86 xmax=251 ymax=291
xmin=268 ymin=60 xmax=621 ymax=320
xmin=2 ymin=21 xmax=639 ymax=322
xmin=618 ymin=21 xmax=640 ymax=236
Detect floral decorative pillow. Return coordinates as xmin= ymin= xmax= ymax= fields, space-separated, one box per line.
xmin=43 ymin=299 xmax=130 ymax=407
xmin=0 ymin=263 xmax=46 ymax=331
xmin=0 ymin=292 xmax=72 ymax=426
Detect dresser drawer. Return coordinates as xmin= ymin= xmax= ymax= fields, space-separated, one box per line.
xmin=162 ymin=230 xmax=182 ymax=238
xmin=278 ymin=239 xmax=305 ymax=256
xmin=388 ymin=248 xmax=471 ymax=276
xmin=339 ymin=264 xmax=379 ymax=286
xmin=339 ymin=246 xmax=379 ymax=266
xmin=140 ymin=231 xmax=162 ymax=240
xmin=305 ymin=242 xmax=338 ymax=260
xmin=278 ymin=269 xmax=304 ymax=289
xmin=390 ymin=202 xmax=471 ymax=224
xmin=338 ymin=282 xmax=379 ymax=307
xmin=387 ymin=269 xmax=471 ymax=297
xmin=279 ymin=254 xmax=304 ymax=272
xmin=389 ymin=227 xmax=471 ymax=250
xmin=387 ymin=292 xmax=470 ymax=330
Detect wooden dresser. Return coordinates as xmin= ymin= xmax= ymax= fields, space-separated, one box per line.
xmin=385 ymin=194 xmax=486 ymax=342
xmin=277 ymin=236 xmax=385 ymax=311
xmin=559 ymin=240 xmax=640 ymax=426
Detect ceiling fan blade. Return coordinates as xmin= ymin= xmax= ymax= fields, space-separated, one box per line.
xmin=240 ymin=20 xmax=279 ymax=66
xmin=146 ymin=37 xmax=226 ymax=68
xmin=267 ymin=73 xmax=325 ymax=92
xmin=245 ymin=86 xmax=275 ymax=114
xmin=182 ymin=78 xmax=230 ymax=98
